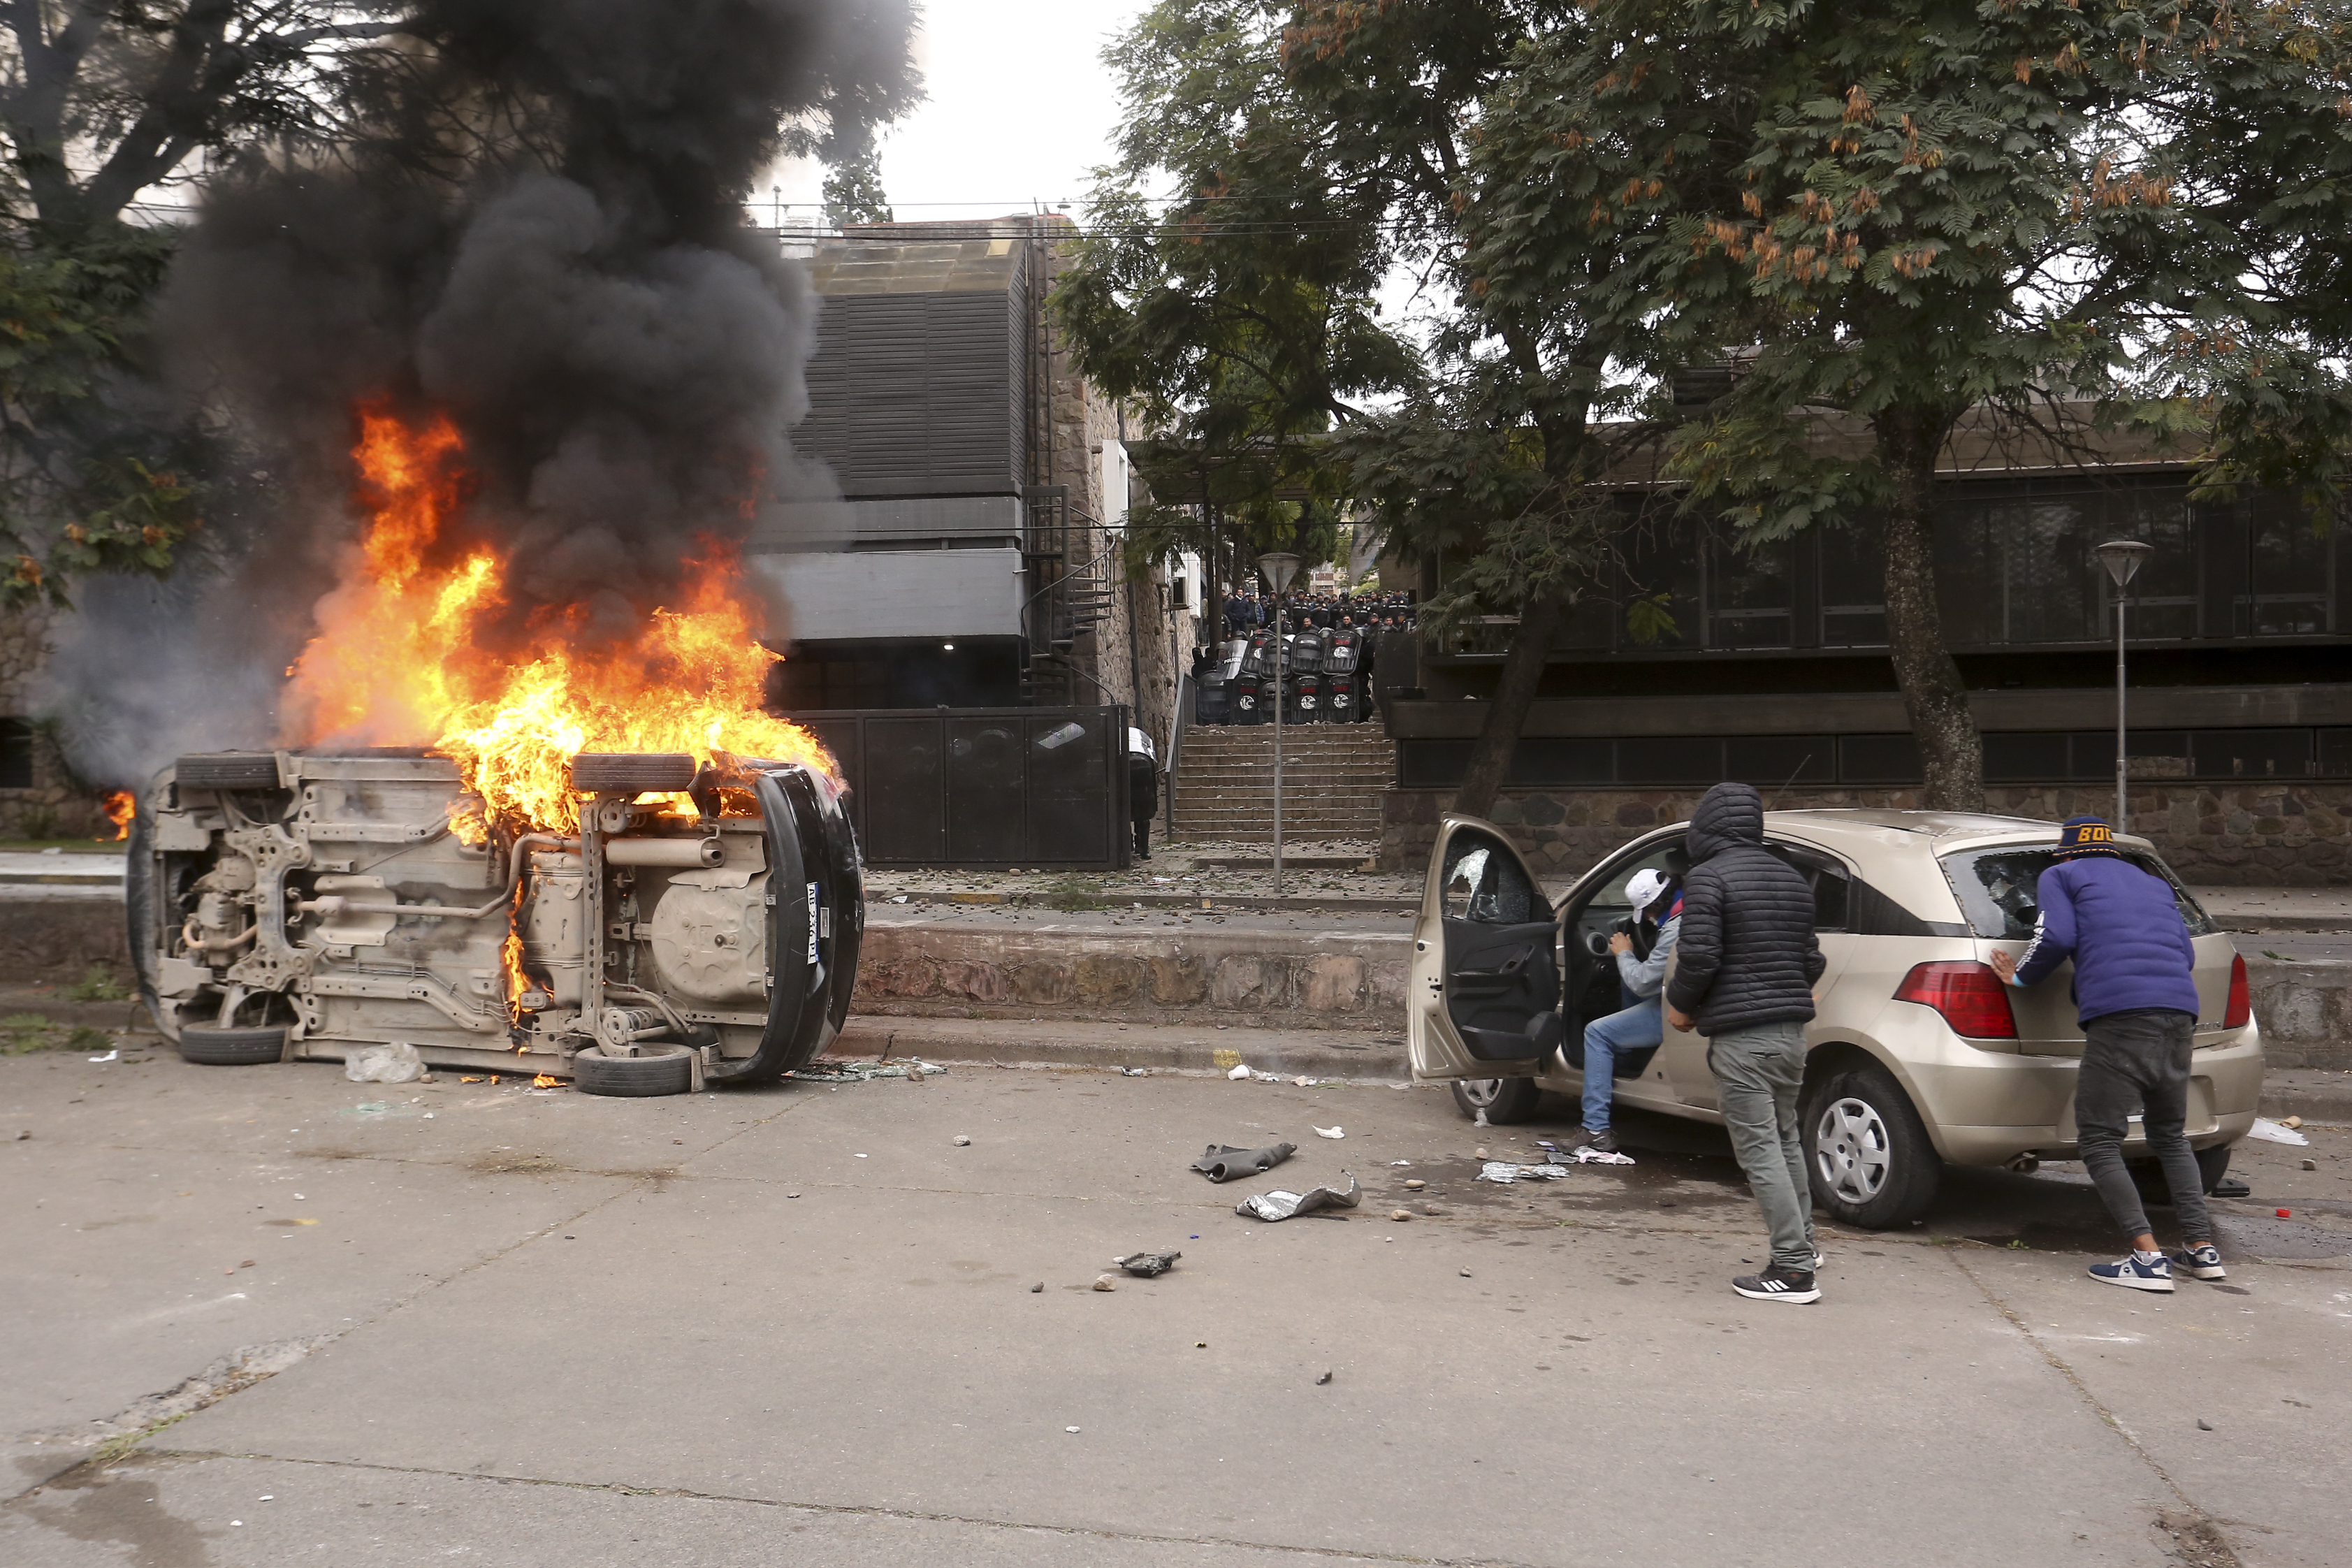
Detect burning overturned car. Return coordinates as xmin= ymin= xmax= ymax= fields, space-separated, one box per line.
xmin=129 ymin=748 xmax=860 ymax=1097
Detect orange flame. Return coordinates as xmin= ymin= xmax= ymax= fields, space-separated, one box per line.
xmin=532 ymin=1073 xmax=560 ymax=1089
xmin=101 ymin=790 xmax=135 ymax=842
xmin=282 ymin=406 xmax=834 ymax=836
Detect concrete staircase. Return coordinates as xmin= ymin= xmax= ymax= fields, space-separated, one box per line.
xmin=1170 ymin=724 xmax=1397 ymax=841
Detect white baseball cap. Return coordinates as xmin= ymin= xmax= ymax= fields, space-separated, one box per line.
xmin=1625 ymin=869 xmax=1670 ymax=917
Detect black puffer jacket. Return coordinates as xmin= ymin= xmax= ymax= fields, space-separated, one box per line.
xmin=1664 ymin=783 xmax=1825 ymax=1036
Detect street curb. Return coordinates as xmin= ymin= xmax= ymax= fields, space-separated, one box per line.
xmin=890 ymin=891 xmax=1416 ymax=915
xmin=834 ymin=1016 xmax=1408 ymax=1080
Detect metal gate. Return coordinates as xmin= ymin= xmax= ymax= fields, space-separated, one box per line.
xmin=792 ymin=705 xmax=1133 ymax=869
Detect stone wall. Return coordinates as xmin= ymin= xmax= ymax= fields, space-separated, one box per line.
xmin=1380 ymin=782 xmax=2352 ymax=885
xmin=852 ymin=920 xmax=1409 ymax=1031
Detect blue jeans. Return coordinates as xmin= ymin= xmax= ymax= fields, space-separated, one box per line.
xmin=1581 ymin=996 xmax=1662 ymax=1133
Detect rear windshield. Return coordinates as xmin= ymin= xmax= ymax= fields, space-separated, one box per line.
xmin=1940 ymin=847 xmax=2214 ymax=941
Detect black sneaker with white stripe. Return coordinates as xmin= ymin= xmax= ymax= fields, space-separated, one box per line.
xmin=1732 ymin=1264 xmax=1821 ymax=1304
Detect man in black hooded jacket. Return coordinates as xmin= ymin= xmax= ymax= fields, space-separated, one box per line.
xmin=1665 ymin=782 xmax=1828 ymax=1303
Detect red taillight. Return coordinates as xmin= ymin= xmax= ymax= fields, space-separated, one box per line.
xmin=1894 ymin=961 xmax=2019 ymax=1039
xmin=2223 ymin=953 xmax=2251 ymax=1030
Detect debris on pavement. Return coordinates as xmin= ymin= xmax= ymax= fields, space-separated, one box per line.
xmin=1112 ymin=1249 xmax=1181 ymax=1277
xmin=1404 ymin=1179 xmax=1425 ymax=1190
xmin=86 ymin=1048 xmax=118 ymax=1063
xmin=1191 ymin=1142 xmax=1296 ymax=1182
xmin=1315 ymin=1370 xmax=1333 ymax=1385
xmin=787 ymin=1058 xmax=948 ymax=1082
xmin=2303 ymin=1159 xmax=2319 ymax=1171
xmin=1029 ymin=1282 xmax=1043 ymax=1292
xmin=1119 ymin=1066 xmax=1149 ymax=1076
xmin=344 ymin=1041 xmax=425 ymax=1084
xmin=1313 ymin=1126 xmax=1344 ymax=1139
xmin=1091 ymin=1274 xmax=1119 ymax=1291
xmin=1476 ymin=1161 xmax=1571 ymax=1183
xmin=1388 ymin=1209 xmax=1411 ymax=1221
xmin=2283 ymin=1115 xmax=2303 ymax=1129
xmin=1226 ymin=1063 xmax=1251 ymax=1080
xmin=1570 ymin=1147 xmax=1636 ymax=1166
xmin=2249 ymin=1117 xmax=2311 ymax=1146
xmin=952 ymin=1134 xmax=971 ymax=1145
xmin=2197 ymin=1418 xmax=2214 ymax=1432
xmin=1236 ymin=1173 xmax=1360 ymax=1221
xmin=1293 ymin=1075 xmax=1316 ymax=1087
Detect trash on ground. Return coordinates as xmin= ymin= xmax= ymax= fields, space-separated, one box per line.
xmin=1119 ymin=1066 xmax=1149 ymax=1077
xmin=1091 ymin=1274 xmax=1119 ymax=1291
xmin=1249 ymin=1070 xmax=1284 ymax=1082
xmin=344 ymin=1041 xmax=425 ymax=1084
xmin=1459 ymin=1268 xmax=1473 ymax=1278
xmin=1226 ymin=1063 xmax=1252 ymax=1081
xmin=1113 ymin=1249 xmax=1181 ymax=1277
xmin=788 ymin=1058 xmax=947 ymax=1082
xmin=2248 ymin=1117 xmax=2311 ymax=1146
xmin=1066 ymin=1425 xmax=1081 ymax=1432
xmin=1476 ymin=1161 xmax=1571 ymax=1183
xmin=1316 ymin=1370 xmax=1333 ymax=1385
xmin=1388 ymin=1160 xmax=1411 ymax=1168
xmin=1236 ymin=1173 xmax=1360 ymax=1221
xmin=1570 ymin=1147 xmax=1636 ymax=1166
xmin=2283 ymin=1115 xmax=2303 ymax=1129
xmin=952 ymin=1134 xmax=971 ymax=1146
xmin=1293 ymin=1075 xmax=1316 ymax=1087
xmin=1314 ymin=1126 xmax=1344 ymax=1140
xmin=1191 ymin=1142 xmax=1296 ymax=1183
xmin=2196 ymin=1418 xmax=2214 ymax=1431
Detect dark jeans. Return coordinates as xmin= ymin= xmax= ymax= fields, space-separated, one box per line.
xmin=1133 ymin=819 xmax=1150 ymax=858
xmin=2076 ymin=1008 xmax=2212 ymax=1244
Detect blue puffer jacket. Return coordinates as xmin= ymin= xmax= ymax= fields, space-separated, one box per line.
xmin=2010 ymin=855 xmax=2200 ymax=1024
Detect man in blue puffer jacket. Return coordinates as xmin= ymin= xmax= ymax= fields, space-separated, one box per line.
xmin=1991 ymin=815 xmax=2220 ymax=1293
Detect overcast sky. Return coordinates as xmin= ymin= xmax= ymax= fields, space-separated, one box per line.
xmin=764 ymin=0 xmax=1155 ymax=224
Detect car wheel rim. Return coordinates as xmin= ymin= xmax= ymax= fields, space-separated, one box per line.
xmin=1813 ymin=1096 xmax=1894 ymax=1203
xmin=1461 ymin=1079 xmax=1506 ymax=1108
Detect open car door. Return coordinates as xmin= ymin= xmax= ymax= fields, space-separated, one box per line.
xmin=1408 ymin=815 xmax=1562 ymax=1080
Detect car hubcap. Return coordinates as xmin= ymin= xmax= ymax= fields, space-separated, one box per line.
xmin=1461 ymin=1079 xmax=1507 ymax=1108
xmin=1814 ymin=1096 xmax=1894 ymax=1203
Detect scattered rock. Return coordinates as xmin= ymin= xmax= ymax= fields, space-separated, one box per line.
xmin=1421 ymin=1205 xmax=1443 ymax=1217
xmin=1403 ymin=1178 xmax=1425 ymax=1191
xmin=2303 ymin=1159 xmax=2318 ymax=1171
xmin=952 ymin=1134 xmax=971 ymax=1146
xmin=1092 ymin=1274 xmax=1119 ymax=1291
xmin=2196 ymin=1418 xmax=2214 ymax=1432
xmin=1029 ymin=1282 xmax=1044 ymax=1293
xmin=1315 ymin=1370 xmax=1333 ymax=1386
xmin=1474 ymin=1146 xmax=1490 ymax=1159
xmin=1388 ymin=1209 xmax=1412 ymax=1221
xmin=1459 ymin=1268 xmax=1473 ymax=1278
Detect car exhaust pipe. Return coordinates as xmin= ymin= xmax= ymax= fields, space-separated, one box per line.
xmin=2004 ymin=1154 xmax=2040 ymax=1175
xmin=604 ymin=835 xmax=725 ymax=868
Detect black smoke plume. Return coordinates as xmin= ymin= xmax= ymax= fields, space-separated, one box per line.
xmin=50 ymin=0 xmax=915 ymax=776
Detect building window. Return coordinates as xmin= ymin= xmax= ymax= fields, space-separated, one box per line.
xmin=1817 ymin=524 xmax=1887 ymax=646
xmin=2239 ymin=495 xmax=2333 ymax=635
xmin=1705 ymin=536 xmax=1794 ymax=648
xmin=0 ymin=718 xmax=32 ymax=789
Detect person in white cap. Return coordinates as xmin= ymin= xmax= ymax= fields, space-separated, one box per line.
xmin=1576 ymin=867 xmax=1681 ymax=1154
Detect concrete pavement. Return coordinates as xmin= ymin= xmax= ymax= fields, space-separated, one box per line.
xmin=5 ymin=1039 xmax=2347 ymax=1567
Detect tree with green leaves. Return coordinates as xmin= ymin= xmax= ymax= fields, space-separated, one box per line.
xmin=1467 ymin=0 xmax=2352 ymax=808
xmin=1061 ymin=0 xmax=1672 ymax=815
xmin=0 ymin=1 xmax=412 ymax=605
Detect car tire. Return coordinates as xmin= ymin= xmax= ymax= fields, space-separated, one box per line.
xmin=2128 ymin=1143 xmax=2235 ymax=1205
xmin=569 ymin=753 xmax=699 ymax=794
xmin=1451 ymin=1077 xmax=1541 ymax=1124
xmin=572 ymin=1043 xmax=693 ymax=1097
xmin=177 ymin=1025 xmax=288 ymax=1066
xmin=1802 ymin=1063 xmax=1941 ymax=1230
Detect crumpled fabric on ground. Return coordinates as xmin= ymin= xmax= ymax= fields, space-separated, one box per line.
xmin=1571 ymin=1147 xmax=1636 ymax=1166
xmin=1113 ymin=1249 xmax=1181 ymax=1277
xmin=1191 ymin=1142 xmax=1296 ymax=1183
xmin=1476 ymin=1161 xmax=1572 ymax=1183
xmin=1235 ymin=1173 xmax=1359 ymax=1221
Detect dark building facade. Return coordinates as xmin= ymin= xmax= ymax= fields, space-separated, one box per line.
xmin=1381 ymin=457 xmax=2352 ymax=884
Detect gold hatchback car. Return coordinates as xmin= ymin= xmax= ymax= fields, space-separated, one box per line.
xmin=1409 ymin=808 xmax=2262 ymax=1229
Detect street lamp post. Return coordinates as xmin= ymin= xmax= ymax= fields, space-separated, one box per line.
xmin=2095 ymin=539 xmax=2152 ymax=832
xmin=1258 ymin=553 xmax=1303 ymax=896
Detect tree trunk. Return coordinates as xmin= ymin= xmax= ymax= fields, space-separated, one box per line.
xmin=1451 ymin=592 xmax=1563 ymax=819
xmin=1875 ymin=407 xmax=1984 ymax=812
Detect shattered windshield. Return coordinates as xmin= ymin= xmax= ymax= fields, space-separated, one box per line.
xmin=1940 ymin=847 xmax=2214 ymax=941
